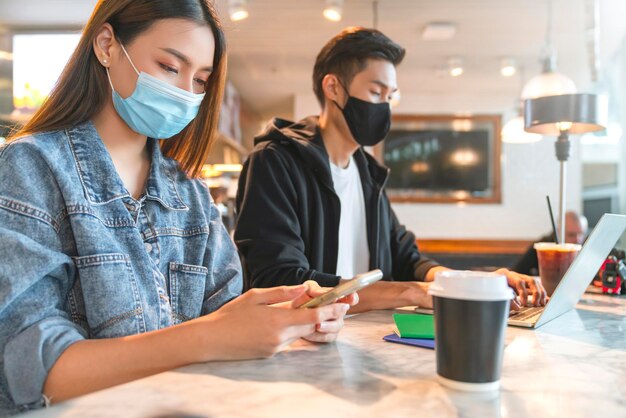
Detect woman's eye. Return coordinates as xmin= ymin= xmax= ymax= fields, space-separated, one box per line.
xmin=194 ymin=78 xmax=208 ymax=87
xmin=370 ymin=91 xmax=381 ymax=96
xmin=159 ymin=63 xmax=178 ymax=74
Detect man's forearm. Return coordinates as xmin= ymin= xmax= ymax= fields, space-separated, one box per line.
xmin=349 ymin=280 xmax=431 ymax=313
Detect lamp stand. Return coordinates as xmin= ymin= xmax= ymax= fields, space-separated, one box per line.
xmin=555 ymin=131 xmax=571 ymax=244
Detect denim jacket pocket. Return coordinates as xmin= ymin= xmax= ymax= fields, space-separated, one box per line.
xmin=73 ymin=253 xmax=145 ymax=338
xmin=168 ymin=262 xmax=208 ymax=324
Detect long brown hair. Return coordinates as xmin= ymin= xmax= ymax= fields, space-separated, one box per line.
xmin=9 ymin=0 xmax=226 ymax=178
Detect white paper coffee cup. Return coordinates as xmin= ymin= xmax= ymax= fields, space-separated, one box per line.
xmin=429 ymin=271 xmax=513 ymax=391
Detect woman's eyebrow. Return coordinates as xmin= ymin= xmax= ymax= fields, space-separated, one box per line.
xmin=160 ymin=47 xmax=213 ymax=72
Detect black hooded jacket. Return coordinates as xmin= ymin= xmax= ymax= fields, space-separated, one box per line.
xmin=234 ymin=116 xmax=439 ymax=289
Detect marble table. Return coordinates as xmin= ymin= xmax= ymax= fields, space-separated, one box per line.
xmin=24 ymin=291 xmax=626 ymax=418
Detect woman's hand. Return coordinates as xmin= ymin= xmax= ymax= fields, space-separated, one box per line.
xmin=199 ymin=285 xmax=350 ymax=361
xmin=288 ymin=280 xmax=358 ymax=343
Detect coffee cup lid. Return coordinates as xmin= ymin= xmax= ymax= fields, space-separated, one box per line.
xmin=428 ymin=270 xmax=514 ymax=302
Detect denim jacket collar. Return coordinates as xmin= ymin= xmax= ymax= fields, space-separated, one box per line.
xmin=66 ymin=121 xmax=189 ymax=210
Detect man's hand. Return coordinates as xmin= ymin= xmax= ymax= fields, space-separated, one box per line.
xmin=494 ymin=268 xmax=548 ymax=310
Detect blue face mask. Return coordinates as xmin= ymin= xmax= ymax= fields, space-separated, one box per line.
xmin=106 ymin=43 xmax=205 ymax=139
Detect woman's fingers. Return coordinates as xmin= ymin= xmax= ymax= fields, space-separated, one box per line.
xmin=303 ymin=280 xmax=323 ymax=294
xmin=290 ymin=303 xmax=350 ymax=325
xmin=303 ymin=331 xmax=340 ymax=343
xmin=336 ymin=292 xmax=359 ymax=306
xmin=274 ymin=303 xmax=349 ymax=340
xmin=302 ymin=318 xmax=345 ymax=344
xmin=243 ymin=285 xmax=307 ymax=305
xmin=316 ymin=317 xmax=344 ymax=333
xmin=293 ymin=281 xmax=359 ymax=308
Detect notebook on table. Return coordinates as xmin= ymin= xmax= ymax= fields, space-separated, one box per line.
xmin=382 ymin=333 xmax=435 ymax=349
xmin=382 ymin=313 xmax=436 ymax=349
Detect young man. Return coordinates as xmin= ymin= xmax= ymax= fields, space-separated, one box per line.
xmin=234 ymin=27 xmax=546 ymax=312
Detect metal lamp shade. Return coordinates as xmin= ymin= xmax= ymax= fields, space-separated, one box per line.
xmin=523 ymin=93 xmax=608 ymax=135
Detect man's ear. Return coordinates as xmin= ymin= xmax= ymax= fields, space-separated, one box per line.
xmin=321 ymin=74 xmax=344 ymax=105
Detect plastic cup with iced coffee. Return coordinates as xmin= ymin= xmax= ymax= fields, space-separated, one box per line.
xmin=534 ymin=243 xmax=582 ymax=296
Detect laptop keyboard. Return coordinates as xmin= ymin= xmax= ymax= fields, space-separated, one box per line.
xmin=510 ymin=306 xmax=544 ymax=321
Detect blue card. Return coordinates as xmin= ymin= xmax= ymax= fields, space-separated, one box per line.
xmin=383 ymin=333 xmax=435 ymax=350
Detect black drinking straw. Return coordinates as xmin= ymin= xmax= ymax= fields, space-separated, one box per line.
xmin=546 ymin=195 xmax=560 ymax=244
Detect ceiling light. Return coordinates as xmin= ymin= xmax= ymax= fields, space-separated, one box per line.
xmin=502 ymin=116 xmax=542 ymax=144
xmin=229 ymin=0 xmax=249 ymax=22
xmin=450 ymin=68 xmax=463 ymax=77
xmin=521 ymin=0 xmax=576 ymax=99
xmin=500 ymin=58 xmax=516 ymax=77
xmin=448 ymin=58 xmax=463 ymax=77
xmin=323 ymin=0 xmax=343 ymax=22
xmin=502 ymin=65 xmax=543 ymax=144
xmin=524 ymin=94 xmax=608 ymax=135
xmin=521 ymin=69 xmax=576 ymax=99
xmin=422 ymin=22 xmax=456 ymax=41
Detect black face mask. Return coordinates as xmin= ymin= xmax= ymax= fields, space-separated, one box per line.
xmin=333 ymin=87 xmax=392 ymax=147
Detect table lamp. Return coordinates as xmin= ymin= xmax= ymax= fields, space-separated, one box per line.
xmin=523 ymin=93 xmax=608 ymax=243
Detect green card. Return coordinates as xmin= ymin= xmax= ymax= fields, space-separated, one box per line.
xmin=393 ymin=313 xmax=435 ymax=339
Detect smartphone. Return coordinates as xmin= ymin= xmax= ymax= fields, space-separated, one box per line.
xmin=299 ymin=269 xmax=384 ymax=309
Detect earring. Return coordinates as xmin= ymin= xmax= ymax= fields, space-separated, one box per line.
xmin=102 ymin=58 xmax=108 ymax=65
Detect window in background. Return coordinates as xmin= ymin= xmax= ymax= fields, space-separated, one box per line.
xmin=582 ymin=162 xmax=620 ymax=228
xmin=12 ymin=33 xmax=80 ymax=116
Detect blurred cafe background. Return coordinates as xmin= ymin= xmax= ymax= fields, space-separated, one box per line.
xmin=1 ymin=0 xmax=625 ymax=270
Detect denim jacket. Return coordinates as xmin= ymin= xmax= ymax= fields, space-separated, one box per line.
xmin=0 ymin=121 xmax=242 ymax=415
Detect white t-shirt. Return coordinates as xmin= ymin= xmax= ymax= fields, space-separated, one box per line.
xmin=330 ymin=156 xmax=370 ymax=279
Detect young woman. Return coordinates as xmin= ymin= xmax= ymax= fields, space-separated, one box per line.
xmin=0 ymin=1 xmax=354 ymax=414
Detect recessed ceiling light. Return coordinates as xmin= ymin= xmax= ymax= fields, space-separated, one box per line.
xmin=448 ymin=57 xmax=464 ymax=77
xmin=229 ymin=0 xmax=249 ymax=22
xmin=323 ymin=0 xmax=343 ymax=22
xmin=422 ymin=22 xmax=456 ymax=41
xmin=450 ymin=67 xmax=463 ymax=77
xmin=500 ymin=58 xmax=517 ymax=77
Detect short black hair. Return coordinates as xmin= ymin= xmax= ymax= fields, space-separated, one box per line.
xmin=312 ymin=26 xmax=405 ymax=106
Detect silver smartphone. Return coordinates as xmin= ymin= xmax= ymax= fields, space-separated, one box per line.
xmin=299 ymin=269 xmax=384 ymax=309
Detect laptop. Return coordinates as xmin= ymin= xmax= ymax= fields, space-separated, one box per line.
xmin=413 ymin=213 xmax=626 ymax=329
